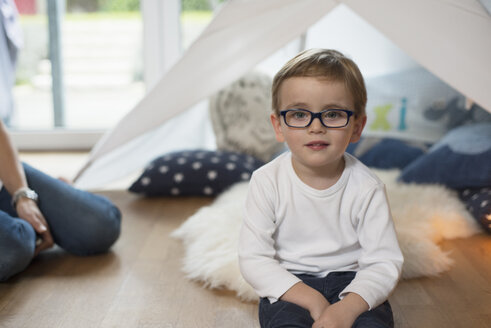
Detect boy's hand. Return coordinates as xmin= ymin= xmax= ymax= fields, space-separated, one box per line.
xmin=309 ymin=299 xmax=330 ymax=323
xmin=280 ymin=281 xmax=330 ymax=321
xmin=312 ymin=302 xmax=354 ymax=328
xmin=313 ymin=293 xmax=368 ymax=328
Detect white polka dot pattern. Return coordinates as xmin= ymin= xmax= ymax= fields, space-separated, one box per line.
xmin=129 ymin=150 xmax=265 ymax=197
xmin=174 ymin=173 xmax=184 ymax=183
xmin=458 ymin=187 xmax=491 ymax=233
xmin=207 ymin=171 xmax=217 ymax=180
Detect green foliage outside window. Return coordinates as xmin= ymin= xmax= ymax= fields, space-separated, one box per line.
xmin=98 ymin=0 xmax=140 ymax=12
xmin=182 ymin=0 xmax=211 ymax=11
xmin=66 ymin=0 xmax=140 ymax=12
xmin=182 ymin=0 xmax=225 ymax=12
xmin=67 ymin=0 xmax=226 ymax=13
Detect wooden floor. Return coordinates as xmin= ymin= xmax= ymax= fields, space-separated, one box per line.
xmin=1 ymin=191 xmax=490 ymax=328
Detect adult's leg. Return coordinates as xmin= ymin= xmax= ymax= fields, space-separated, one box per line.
xmin=23 ymin=163 xmax=121 ymax=256
xmin=0 ymin=188 xmax=36 ymax=281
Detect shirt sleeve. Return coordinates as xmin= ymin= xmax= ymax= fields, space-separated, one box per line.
xmin=339 ymin=183 xmax=404 ymax=309
xmin=238 ymin=172 xmax=301 ymax=302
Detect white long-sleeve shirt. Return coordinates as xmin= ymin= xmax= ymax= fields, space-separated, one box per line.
xmin=238 ymin=152 xmax=403 ymax=309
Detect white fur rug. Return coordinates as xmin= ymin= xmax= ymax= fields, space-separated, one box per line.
xmin=172 ymin=169 xmax=480 ymax=302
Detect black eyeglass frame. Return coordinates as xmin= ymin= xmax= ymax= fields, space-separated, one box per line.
xmin=279 ymin=108 xmax=355 ymax=128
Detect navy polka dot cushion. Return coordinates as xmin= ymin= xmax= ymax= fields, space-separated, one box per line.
xmin=458 ymin=187 xmax=491 ymax=233
xmin=129 ymin=150 xmax=265 ymax=197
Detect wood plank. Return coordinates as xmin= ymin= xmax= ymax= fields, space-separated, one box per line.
xmin=1 ymin=190 xmax=490 ymax=328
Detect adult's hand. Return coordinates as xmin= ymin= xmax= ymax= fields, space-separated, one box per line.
xmin=16 ymin=198 xmax=54 ymax=256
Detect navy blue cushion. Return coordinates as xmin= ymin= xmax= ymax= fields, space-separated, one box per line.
xmin=359 ymin=138 xmax=425 ymax=169
xmin=399 ymin=123 xmax=491 ymax=188
xmin=347 ymin=137 xmax=426 ymax=169
xmin=129 ymin=150 xmax=264 ymax=197
xmin=346 ymin=141 xmax=359 ymax=155
xmin=458 ymin=187 xmax=491 ymax=233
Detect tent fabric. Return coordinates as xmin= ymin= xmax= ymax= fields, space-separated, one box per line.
xmin=74 ymin=0 xmax=491 ymax=190
xmin=74 ymin=0 xmax=336 ymax=188
xmin=346 ymin=0 xmax=491 ymax=112
xmin=479 ymin=0 xmax=491 ymax=15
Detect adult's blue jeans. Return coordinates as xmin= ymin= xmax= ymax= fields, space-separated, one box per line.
xmin=0 ymin=163 xmax=121 ymax=281
xmin=259 ymin=271 xmax=394 ymax=328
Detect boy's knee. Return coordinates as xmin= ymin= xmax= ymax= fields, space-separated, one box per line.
xmin=353 ymin=300 xmax=394 ymax=328
xmin=259 ymin=298 xmax=313 ymax=328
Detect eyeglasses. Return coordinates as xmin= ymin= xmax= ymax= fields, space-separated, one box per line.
xmin=280 ymin=109 xmax=354 ymax=128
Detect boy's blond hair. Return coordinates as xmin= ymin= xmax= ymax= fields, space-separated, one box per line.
xmin=272 ymin=49 xmax=367 ymax=118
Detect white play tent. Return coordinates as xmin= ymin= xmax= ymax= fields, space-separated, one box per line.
xmin=74 ymin=0 xmax=491 ymax=190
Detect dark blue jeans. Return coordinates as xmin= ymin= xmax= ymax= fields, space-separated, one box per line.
xmin=259 ymin=271 xmax=394 ymax=328
xmin=0 ymin=163 xmax=121 ymax=281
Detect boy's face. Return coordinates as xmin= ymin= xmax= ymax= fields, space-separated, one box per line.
xmin=271 ymin=76 xmax=366 ymax=174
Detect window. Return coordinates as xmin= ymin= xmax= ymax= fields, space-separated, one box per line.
xmin=8 ymin=0 xmax=222 ymax=149
xmin=11 ymin=0 xmax=144 ymax=131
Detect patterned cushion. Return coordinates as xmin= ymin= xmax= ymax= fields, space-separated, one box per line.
xmin=129 ymin=150 xmax=265 ymax=197
xmin=458 ymin=187 xmax=491 ymax=233
xmin=209 ymin=72 xmax=285 ymax=162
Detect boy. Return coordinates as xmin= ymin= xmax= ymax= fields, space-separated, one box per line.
xmin=238 ymin=49 xmax=403 ymax=328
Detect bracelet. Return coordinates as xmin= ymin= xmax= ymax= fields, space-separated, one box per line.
xmin=11 ymin=187 xmax=39 ymax=208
